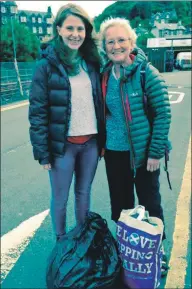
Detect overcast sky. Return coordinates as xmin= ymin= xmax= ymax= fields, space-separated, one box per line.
xmin=15 ymin=1 xmax=115 ymax=18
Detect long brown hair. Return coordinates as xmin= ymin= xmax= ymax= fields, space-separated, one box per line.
xmin=51 ymin=3 xmax=101 ymax=73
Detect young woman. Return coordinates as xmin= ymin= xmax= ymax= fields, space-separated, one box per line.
xmin=28 ymin=4 xmax=104 ymax=240
xmin=100 ymin=18 xmax=172 ymax=275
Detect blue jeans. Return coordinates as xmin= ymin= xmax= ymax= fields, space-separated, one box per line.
xmin=49 ymin=137 xmax=99 ymax=237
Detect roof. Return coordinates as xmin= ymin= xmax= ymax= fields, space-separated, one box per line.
xmin=18 ymin=10 xmax=49 ymax=17
xmin=154 ymin=22 xmax=186 ymax=31
xmin=151 ymin=10 xmax=177 ymax=19
xmin=3 ymin=1 xmax=17 ymax=7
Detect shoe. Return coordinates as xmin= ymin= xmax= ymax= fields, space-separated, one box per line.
xmin=161 ymin=254 xmax=170 ymax=277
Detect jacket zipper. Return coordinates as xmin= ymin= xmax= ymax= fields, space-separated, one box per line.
xmin=102 ymin=73 xmax=108 ymax=126
xmin=58 ymin=64 xmax=71 ymax=148
xmin=120 ymin=81 xmax=136 ymax=177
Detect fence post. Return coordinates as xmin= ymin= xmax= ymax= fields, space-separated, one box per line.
xmin=11 ymin=16 xmax=24 ymax=98
xmin=14 ymin=59 xmax=24 ymax=97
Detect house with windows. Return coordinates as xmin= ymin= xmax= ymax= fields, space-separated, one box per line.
xmin=0 ymin=1 xmax=54 ymax=41
xmin=150 ymin=10 xmax=178 ymax=26
xmin=151 ymin=21 xmax=188 ymax=38
xmin=1 ymin=1 xmax=18 ymax=24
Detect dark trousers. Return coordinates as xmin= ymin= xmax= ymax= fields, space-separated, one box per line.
xmin=104 ymin=150 xmax=166 ymax=240
xmin=49 ymin=138 xmax=99 ymax=237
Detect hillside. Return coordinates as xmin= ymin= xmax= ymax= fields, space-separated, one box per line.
xmin=94 ymin=1 xmax=191 ymax=32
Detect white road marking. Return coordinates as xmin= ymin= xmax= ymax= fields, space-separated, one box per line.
xmin=1 ymin=209 xmax=49 ymax=283
xmin=169 ymin=91 xmax=185 ymax=104
xmin=0 ymin=89 xmax=186 ymax=113
xmin=165 ymin=136 xmax=191 ymax=289
xmin=1 ymin=101 xmax=29 ymax=112
xmin=6 ymin=150 xmax=16 ymax=154
xmin=3 ymin=142 xmax=30 ymax=156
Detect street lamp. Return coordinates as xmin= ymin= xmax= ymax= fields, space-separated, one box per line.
xmin=10 ymin=16 xmax=24 ymax=97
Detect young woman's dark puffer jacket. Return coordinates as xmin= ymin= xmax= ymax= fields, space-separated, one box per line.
xmin=28 ymin=44 xmax=105 ymax=165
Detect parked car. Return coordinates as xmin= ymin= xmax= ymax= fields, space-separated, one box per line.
xmin=175 ymin=52 xmax=192 ymax=70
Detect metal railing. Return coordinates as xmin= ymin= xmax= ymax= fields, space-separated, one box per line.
xmin=0 ymin=62 xmax=36 ymax=106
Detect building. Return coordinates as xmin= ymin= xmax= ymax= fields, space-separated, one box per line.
xmin=0 ymin=1 xmax=54 ymax=41
xmin=150 ymin=10 xmax=178 ymax=26
xmin=147 ymin=37 xmax=192 ymax=72
xmin=151 ymin=21 xmax=188 ymax=38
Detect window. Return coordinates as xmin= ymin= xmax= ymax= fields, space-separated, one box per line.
xmin=2 ymin=16 xmax=7 ymax=24
xmin=10 ymin=7 xmax=17 ymax=13
xmin=178 ymin=30 xmax=183 ymax=35
xmin=39 ymin=27 xmax=43 ymax=34
xmin=46 ymin=18 xmax=52 ymax=24
xmin=33 ymin=27 xmax=37 ymax=33
xmin=38 ymin=17 xmax=42 ymax=23
xmin=32 ymin=17 xmax=36 ymax=23
xmin=20 ymin=16 xmax=27 ymax=22
xmin=1 ymin=6 xmax=6 ymax=13
xmin=47 ymin=27 xmax=52 ymax=35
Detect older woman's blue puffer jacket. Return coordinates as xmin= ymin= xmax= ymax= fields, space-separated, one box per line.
xmin=102 ymin=47 xmax=172 ymax=169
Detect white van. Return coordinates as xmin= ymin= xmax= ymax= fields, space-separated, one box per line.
xmin=175 ymin=52 xmax=192 ymax=70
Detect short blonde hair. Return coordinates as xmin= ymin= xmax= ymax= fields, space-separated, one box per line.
xmin=99 ymin=17 xmax=137 ymax=52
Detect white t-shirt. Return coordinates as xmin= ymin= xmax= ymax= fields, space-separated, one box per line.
xmin=68 ymin=66 xmax=98 ymax=136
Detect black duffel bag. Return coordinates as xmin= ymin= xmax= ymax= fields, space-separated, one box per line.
xmin=46 ymin=212 xmax=121 ymax=289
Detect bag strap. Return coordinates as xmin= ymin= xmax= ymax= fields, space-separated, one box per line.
xmin=140 ymin=62 xmax=172 ymax=190
xmin=164 ymin=148 xmax=172 ymax=190
xmin=140 ymin=61 xmax=149 ymax=117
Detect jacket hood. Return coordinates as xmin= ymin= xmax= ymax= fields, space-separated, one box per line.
xmin=125 ymin=47 xmax=147 ymax=75
xmin=103 ymin=47 xmax=147 ymax=76
xmin=38 ymin=42 xmax=95 ymax=78
xmin=38 ymin=43 xmax=59 ymax=67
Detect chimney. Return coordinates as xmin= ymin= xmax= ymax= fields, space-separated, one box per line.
xmin=47 ymin=6 xmax=52 ymax=14
xmin=178 ymin=20 xmax=182 ymax=26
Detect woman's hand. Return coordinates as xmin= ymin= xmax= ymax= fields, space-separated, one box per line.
xmin=147 ymin=158 xmax=160 ymax=172
xmin=43 ymin=163 xmax=52 ymax=170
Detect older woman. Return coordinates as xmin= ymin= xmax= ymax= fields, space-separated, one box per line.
xmin=100 ymin=18 xmax=171 ymax=276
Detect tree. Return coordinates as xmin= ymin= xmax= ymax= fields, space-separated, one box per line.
xmin=137 ymin=32 xmax=155 ymax=51
xmin=173 ymin=1 xmax=191 ymax=19
xmin=93 ymin=1 xmax=190 ymax=34
xmin=94 ymin=1 xmax=137 ymax=32
xmin=0 ymin=20 xmax=40 ymax=62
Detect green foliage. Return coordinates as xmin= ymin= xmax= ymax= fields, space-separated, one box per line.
xmin=94 ymin=1 xmax=137 ymax=32
xmin=0 ymin=20 xmax=40 ymax=62
xmin=151 ymin=1 xmax=175 ymax=13
xmin=137 ymin=32 xmax=155 ymax=51
xmin=173 ymin=1 xmax=191 ymax=19
xmin=173 ymin=1 xmax=191 ymax=27
xmin=182 ymin=16 xmax=192 ymax=27
xmin=93 ymin=1 xmax=191 ymax=32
